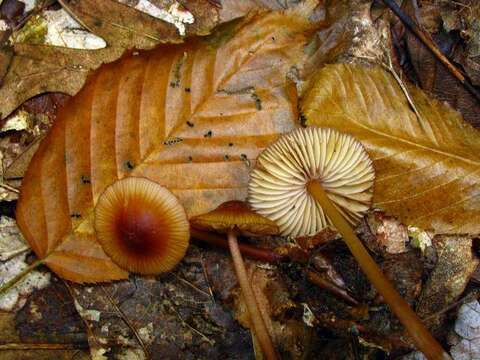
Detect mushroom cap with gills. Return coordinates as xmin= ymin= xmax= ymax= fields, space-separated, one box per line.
xmin=190 ymin=200 xmax=279 ymax=236
xmin=94 ymin=177 xmax=190 ymax=275
xmin=248 ymin=127 xmax=375 ymax=238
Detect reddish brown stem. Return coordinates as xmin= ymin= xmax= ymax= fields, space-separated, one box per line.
xmin=307 ymin=180 xmax=451 ymax=360
xmin=227 ymin=230 xmax=278 ymax=360
xmin=191 ymin=227 xmax=284 ymax=263
xmin=306 ymin=269 xmax=359 ymax=306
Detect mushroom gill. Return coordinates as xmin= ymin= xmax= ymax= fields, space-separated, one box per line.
xmin=248 ymin=127 xmax=375 ymax=238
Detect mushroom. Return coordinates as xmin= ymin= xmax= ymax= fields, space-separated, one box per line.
xmin=94 ymin=177 xmax=189 ymax=274
xmin=190 ymin=201 xmax=279 ymax=360
xmin=249 ymin=127 xmax=450 ymax=360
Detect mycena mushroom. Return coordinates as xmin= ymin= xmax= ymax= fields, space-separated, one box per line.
xmin=94 ymin=177 xmax=190 ymax=274
xmin=248 ymin=127 xmax=451 ymax=360
xmin=190 ymin=201 xmax=279 ymax=360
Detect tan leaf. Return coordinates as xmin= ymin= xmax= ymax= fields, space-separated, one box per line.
xmin=302 ymin=64 xmax=480 ymax=234
xmin=16 ymin=6 xmax=318 ymax=282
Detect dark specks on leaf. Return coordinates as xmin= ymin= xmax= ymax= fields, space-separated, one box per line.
xmin=228 ymin=143 xmax=233 ymax=147
xmin=187 ymin=156 xmax=193 ymax=163
xmin=164 ymin=137 xmax=183 ymax=145
xmin=124 ymin=161 xmax=135 ymax=171
xmin=81 ymin=175 xmax=91 ymax=184
xmin=241 ymin=154 xmax=251 ymax=167
xmin=70 ymin=213 xmax=81 ymax=219
xmin=204 ymin=130 xmax=212 ymax=138
xmin=299 ymin=113 xmax=307 ymax=127
xmin=185 ymin=87 xmax=191 ymax=93
xmin=186 ymin=121 xmax=194 ymax=127
xmin=224 ymin=154 xmax=230 ymax=161
xmin=251 ymin=92 xmax=262 ymax=110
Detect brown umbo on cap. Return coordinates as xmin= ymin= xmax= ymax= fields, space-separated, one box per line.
xmin=94 ymin=177 xmax=190 ymax=274
xmin=190 ymin=201 xmax=279 ymax=236
xmin=248 ymin=127 xmax=375 ymax=238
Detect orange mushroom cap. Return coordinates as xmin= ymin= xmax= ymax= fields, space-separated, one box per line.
xmin=190 ymin=201 xmax=279 ymax=236
xmin=94 ymin=177 xmax=189 ymax=274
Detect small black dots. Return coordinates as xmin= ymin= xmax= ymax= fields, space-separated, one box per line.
xmin=185 ymin=87 xmax=191 ymax=93
xmin=224 ymin=154 xmax=230 ymax=161
xmin=70 ymin=213 xmax=81 ymax=219
xmin=204 ymin=130 xmax=213 ymax=138
xmin=163 ymin=137 xmax=183 ymax=145
xmin=81 ymin=175 xmax=91 ymax=184
xmin=186 ymin=121 xmax=194 ymax=127
xmin=124 ymin=161 xmax=135 ymax=170
xmin=187 ymin=156 xmax=193 ymax=162
xmin=228 ymin=143 xmax=234 ymax=147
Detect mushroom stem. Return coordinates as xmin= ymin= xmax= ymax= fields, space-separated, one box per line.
xmin=306 ymin=180 xmax=451 ymax=360
xmin=191 ymin=228 xmax=284 ymax=263
xmin=227 ymin=230 xmax=277 ymax=360
xmin=0 ymin=258 xmax=44 ymax=296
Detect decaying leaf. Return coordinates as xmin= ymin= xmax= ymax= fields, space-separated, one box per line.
xmin=233 ymin=265 xmax=313 ymax=359
xmin=302 ymin=64 xmax=480 ymax=234
xmin=68 ymin=247 xmax=254 ymax=359
xmin=15 ymin=4 xmax=321 ymax=282
xmin=449 ymin=300 xmax=480 ymax=360
xmin=416 ymin=235 xmax=479 ymax=323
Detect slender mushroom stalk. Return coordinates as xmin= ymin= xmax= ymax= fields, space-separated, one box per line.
xmin=191 ymin=201 xmax=279 ymax=360
xmin=249 ymin=127 xmax=451 ymax=360
xmin=94 ymin=177 xmax=190 ymax=274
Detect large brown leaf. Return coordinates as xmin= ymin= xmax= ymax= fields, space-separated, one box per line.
xmin=302 ymin=64 xmax=480 ymax=234
xmin=16 ymin=5 xmax=318 ymax=283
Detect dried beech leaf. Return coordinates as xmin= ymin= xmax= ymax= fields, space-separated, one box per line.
xmin=302 ymin=64 xmax=480 ymax=233
xmin=0 ymin=0 xmax=220 ymax=120
xmin=16 ymin=7 xmax=317 ymax=283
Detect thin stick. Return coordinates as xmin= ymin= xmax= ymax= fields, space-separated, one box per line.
xmin=227 ymin=230 xmax=277 ymax=360
xmin=174 ymin=274 xmax=211 ymax=298
xmin=101 ymin=286 xmax=150 ymax=360
xmin=382 ymin=0 xmax=480 ymax=103
xmin=191 ymin=228 xmax=284 ymax=263
xmin=307 ymin=180 xmax=451 ymax=360
xmin=0 ymin=183 xmax=20 ymax=194
xmin=0 ymin=258 xmax=44 ymax=296
xmin=306 ymin=269 xmax=359 ymax=306
xmin=200 ymin=256 xmax=215 ymax=303
xmin=0 ymin=343 xmax=88 ymax=350
xmin=169 ymin=303 xmax=215 ymax=346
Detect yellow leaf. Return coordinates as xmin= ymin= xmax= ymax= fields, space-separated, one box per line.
xmin=302 ymin=64 xmax=480 ymax=234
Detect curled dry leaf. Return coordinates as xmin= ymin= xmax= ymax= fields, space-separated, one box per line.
xmin=302 ymin=64 xmax=480 ymax=234
xmin=16 ymin=5 xmax=320 ymax=282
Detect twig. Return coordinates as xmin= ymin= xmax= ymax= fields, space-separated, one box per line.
xmin=0 ymin=258 xmax=44 ymax=296
xmin=0 ymin=183 xmax=20 ymax=194
xmin=0 ymin=343 xmax=88 ymax=350
xmin=422 ymin=290 xmax=480 ymax=323
xmin=201 ymin=256 xmax=215 ymax=304
xmin=306 ymin=269 xmax=359 ymax=306
xmin=191 ymin=228 xmax=285 ymax=263
xmin=100 ymin=286 xmax=150 ymax=360
xmin=174 ymin=273 xmax=211 ymax=299
xmin=357 ymin=54 xmax=426 ymax=129
xmin=169 ymin=302 xmax=215 ymax=346
xmin=382 ymin=0 xmax=480 ymax=103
